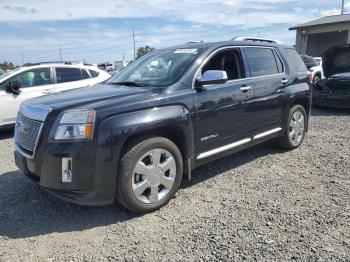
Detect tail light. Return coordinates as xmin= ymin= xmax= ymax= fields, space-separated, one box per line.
xmin=307 ymin=71 xmax=313 ymax=84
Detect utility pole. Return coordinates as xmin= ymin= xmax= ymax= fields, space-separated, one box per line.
xmin=132 ymin=29 xmax=136 ymax=61
xmin=21 ymin=52 xmax=24 ymax=65
xmin=122 ymin=53 xmax=125 ymax=62
xmin=342 ymin=0 xmax=345 ymax=15
xmin=59 ymin=46 xmax=63 ymax=62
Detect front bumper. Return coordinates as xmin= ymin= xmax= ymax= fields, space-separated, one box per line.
xmin=313 ymin=90 xmax=350 ymax=108
xmin=14 ymin=142 xmax=118 ymax=206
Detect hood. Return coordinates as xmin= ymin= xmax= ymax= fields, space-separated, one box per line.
xmin=24 ymin=83 xmax=155 ymax=112
xmin=322 ymin=44 xmax=350 ymax=78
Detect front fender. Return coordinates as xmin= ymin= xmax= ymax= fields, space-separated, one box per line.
xmin=97 ymin=105 xmax=194 ymax=161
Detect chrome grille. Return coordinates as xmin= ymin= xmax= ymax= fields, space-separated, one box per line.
xmin=15 ymin=113 xmax=43 ymax=157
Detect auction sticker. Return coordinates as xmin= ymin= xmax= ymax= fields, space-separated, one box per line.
xmin=174 ymin=49 xmax=198 ymax=54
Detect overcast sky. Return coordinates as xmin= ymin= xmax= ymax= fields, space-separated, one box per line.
xmin=0 ymin=0 xmax=348 ymax=65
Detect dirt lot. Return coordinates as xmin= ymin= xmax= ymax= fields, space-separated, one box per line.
xmin=0 ymin=107 xmax=349 ymax=261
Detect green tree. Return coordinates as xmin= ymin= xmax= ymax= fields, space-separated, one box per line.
xmin=0 ymin=61 xmax=15 ymax=71
xmin=136 ymin=46 xmax=155 ymax=59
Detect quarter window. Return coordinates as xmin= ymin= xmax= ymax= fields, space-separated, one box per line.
xmin=245 ymin=47 xmax=279 ymax=77
xmin=56 ymin=67 xmax=83 ymax=83
xmin=88 ymin=70 xmax=99 ymax=78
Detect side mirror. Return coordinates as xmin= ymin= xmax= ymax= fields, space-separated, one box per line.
xmin=5 ymin=81 xmax=22 ymax=95
xmin=195 ymin=70 xmax=228 ymax=88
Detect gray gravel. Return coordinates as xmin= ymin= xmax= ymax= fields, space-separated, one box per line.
xmin=0 ymin=107 xmax=349 ymax=261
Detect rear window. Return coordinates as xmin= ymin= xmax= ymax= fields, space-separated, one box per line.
xmin=244 ymin=47 xmax=279 ymax=77
xmin=56 ymin=67 xmax=82 ymax=83
xmin=284 ymin=49 xmax=307 ymax=73
xmin=89 ymin=70 xmax=99 ymax=78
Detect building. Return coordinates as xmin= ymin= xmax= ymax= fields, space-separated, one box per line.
xmin=290 ymin=14 xmax=350 ymax=57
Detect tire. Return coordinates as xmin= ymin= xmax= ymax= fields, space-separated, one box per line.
xmin=277 ymin=105 xmax=307 ymax=150
xmin=313 ymin=74 xmax=321 ymax=84
xmin=116 ymin=136 xmax=183 ymax=214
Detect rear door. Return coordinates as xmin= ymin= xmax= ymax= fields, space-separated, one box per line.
xmin=242 ymin=47 xmax=287 ymax=134
xmin=0 ymin=67 xmax=53 ymax=124
xmin=53 ymin=66 xmax=92 ymax=93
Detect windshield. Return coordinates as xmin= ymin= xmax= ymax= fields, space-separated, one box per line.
xmin=107 ymin=48 xmax=202 ymax=87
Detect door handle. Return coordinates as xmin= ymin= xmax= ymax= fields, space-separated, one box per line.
xmin=240 ymin=86 xmax=252 ymax=92
xmin=281 ymin=78 xmax=289 ymax=84
xmin=42 ymin=89 xmax=53 ymax=94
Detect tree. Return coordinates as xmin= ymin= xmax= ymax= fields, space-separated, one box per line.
xmin=0 ymin=61 xmax=15 ymax=71
xmin=136 ymin=46 xmax=155 ymax=59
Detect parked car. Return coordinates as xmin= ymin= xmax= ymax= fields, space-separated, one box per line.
xmin=0 ymin=62 xmax=110 ymax=128
xmin=313 ymin=44 xmax=350 ymax=108
xmin=14 ymin=40 xmax=310 ymax=213
xmin=300 ymin=55 xmax=323 ymax=84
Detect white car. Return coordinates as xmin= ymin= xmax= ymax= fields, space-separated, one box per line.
xmin=300 ymin=55 xmax=324 ymax=84
xmin=0 ymin=63 xmax=110 ymax=128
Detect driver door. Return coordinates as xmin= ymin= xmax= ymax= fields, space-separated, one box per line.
xmin=0 ymin=67 xmax=54 ymax=125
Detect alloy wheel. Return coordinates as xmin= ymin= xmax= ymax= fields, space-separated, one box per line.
xmin=289 ymin=110 xmax=305 ymax=146
xmin=132 ymin=148 xmax=176 ymax=204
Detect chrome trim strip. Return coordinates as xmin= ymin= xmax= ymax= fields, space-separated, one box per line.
xmin=253 ymin=127 xmax=282 ymax=140
xmin=192 ymin=45 xmax=286 ymax=89
xmin=20 ymin=102 xmax=52 ymax=122
xmin=196 ymin=138 xmax=252 ymax=160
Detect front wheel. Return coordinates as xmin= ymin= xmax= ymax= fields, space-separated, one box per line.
xmin=116 ymin=137 xmax=183 ymax=213
xmin=278 ymin=105 xmax=307 ymax=150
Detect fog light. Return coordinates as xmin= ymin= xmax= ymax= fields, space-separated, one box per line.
xmin=62 ymin=158 xmax=73 ymax=183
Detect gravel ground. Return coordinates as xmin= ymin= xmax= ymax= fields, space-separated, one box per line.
xmin=0 ymin=107 xmax=349 ymax=261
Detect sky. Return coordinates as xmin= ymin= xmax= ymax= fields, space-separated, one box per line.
xmin=0 ymin=0 xmax=348 ymax=65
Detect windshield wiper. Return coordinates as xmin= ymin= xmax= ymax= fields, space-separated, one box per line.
xmin=111 ymin=81 xmax=145 ymax=87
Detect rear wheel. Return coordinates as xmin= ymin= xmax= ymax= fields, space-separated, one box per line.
xmin=116 ymin=137 xmax=183 ymax=213
xmin=278 ymin=105 xmax=307 ymax=150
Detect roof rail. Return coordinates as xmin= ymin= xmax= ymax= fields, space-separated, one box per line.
xmin=26 ymin=61 xmax=93 ymax=66
xmin=231 ymin=36 xmax=282 ymax=44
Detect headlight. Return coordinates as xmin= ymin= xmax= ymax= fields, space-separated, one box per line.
xmin=54 ymin=110 xmax=95 ymax=140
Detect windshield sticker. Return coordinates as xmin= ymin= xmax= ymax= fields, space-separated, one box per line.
xmin=174 ymin=49 xmax=198 ymax=54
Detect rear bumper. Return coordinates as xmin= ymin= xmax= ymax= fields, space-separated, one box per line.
xmin=313 ymin=91 xmax=350 ymax=108
xmin=14 ymin=143 xmax=118 ymax=206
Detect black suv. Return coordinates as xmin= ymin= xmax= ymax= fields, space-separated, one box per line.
xmin=314 ymin=44 xmax=350 ymax=108
xmin=14 ymin=40 xmax=311 ymax=213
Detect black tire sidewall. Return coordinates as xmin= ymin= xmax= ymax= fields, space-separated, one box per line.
xmin=117 ymin=137 xmax=183 ymax=213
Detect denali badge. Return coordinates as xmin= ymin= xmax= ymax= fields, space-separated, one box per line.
xmin=16 ymin=120 xmax=28 ymax=133
xmin=201 ymin=133 xmax=219 ymax=142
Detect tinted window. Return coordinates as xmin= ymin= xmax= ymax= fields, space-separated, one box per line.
xmin=245 ymin=47 xmax=279 ymax=77
xmin=56 ymin=68 xmax=82 ymax=83
xmin=202 ymin=49 xmax=244 ymax=80
xmin=1 ymin=67 xmax=50 ymax=89
xmin=284 ymin=49 xmax=307 ymax=73
xmin=89 ymin=70 xmax=99 ymax=78
xmin=82 ymin=69 xmax=90 ymax=79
